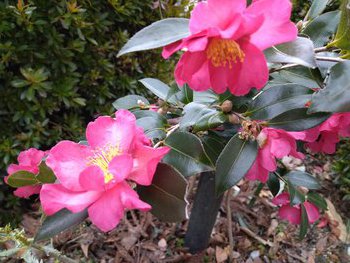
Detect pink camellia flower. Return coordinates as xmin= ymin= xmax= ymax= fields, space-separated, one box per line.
xmin=245 ymin=128 xmax=304 ymax=183
xmin=162 ymin=0 xmax=297 ymax=95
xmin=40 ymin=110 xmax=170 ymax=232
xmin=5 ymin=148 xmax=46 ymax=198
xmin=272 ymin=192 xmax=320 ymax=224
xmin=291 ymin=113 xmax=350 ymax=154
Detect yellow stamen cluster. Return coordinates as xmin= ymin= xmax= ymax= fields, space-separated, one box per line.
xmin=88 ymin=144 xmax=121 ymax=183
xmin=206 ymin=38 xmax=245 ymax=68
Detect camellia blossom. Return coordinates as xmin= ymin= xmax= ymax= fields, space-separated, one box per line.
xmin=40 ymin=110 xmax=170 ymax=232
xmin=272 ymin=192 xmax=320 ymax=225
xmin=5 ymin=148 xmax=46 ymax=198
xmin=291 ymin=113 xmax=350 ymax=154
xmin=162 ymin=0 xmax=297 ymax=95
xmin=245 ymin=128 xmax=304 ymax=183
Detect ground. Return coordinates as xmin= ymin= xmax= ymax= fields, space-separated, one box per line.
xmin=2 ymin=153 xmax=350 ymax=263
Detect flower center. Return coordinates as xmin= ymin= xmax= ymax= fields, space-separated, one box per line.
xmin=88 ymin=144 xmax=121 ymax=183
xmin=206 ymin=39 xmax=245 ymax=68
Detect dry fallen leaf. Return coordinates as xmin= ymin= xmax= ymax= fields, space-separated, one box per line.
xmin=215 ymin=246 xmax=228 ymax=263
xmin=325 ymin=199 xmax=348 ymax=242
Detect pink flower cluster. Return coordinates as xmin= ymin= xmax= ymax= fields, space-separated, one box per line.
xmin=245 ymin=128 xmax=304 ymax=183
xmin=272 ymin=193 xmax=320 ymax=225
xmin=291 ymin=113 xmax=350 ymax=154
xmin=5 ymin=110 xmax=169 ymax=232
xmin=163 ymin=0 xmax=297 ymax=95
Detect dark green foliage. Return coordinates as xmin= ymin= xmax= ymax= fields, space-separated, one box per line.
xmin=333 ymin=139 xmax=350 ymax=201
xmin=0 ymin=0 xmax=175 ymax=169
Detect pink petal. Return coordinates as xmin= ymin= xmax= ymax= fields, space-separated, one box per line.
xmin=108 ymin=154 xmax=133 ymax=184
xmin=245 ymin=160 xmax=269 ymax=183
xmin=119 ymin=182 xmax=151 ymax=211
xmin=40 ymin=184 xmax=101 ymax=215
xmin=46 ymin=141 xmax=91 ymax=192
xmin=189 ymin=0 xmax=246 ymax=34
xmin=175 ymin=51 xmax=211 ymax=91
xmin=87 ymin=186 xmax=124 ymax=232
xmin=227 ymin=41 xmax=268 ymax=95
xmin=7 ymin=164 xmax=37 ymax=175
xmin=86 ymin=110 xmax=137 ymax=153
xmin=17 ymin=148 xmax=46 ymax=167
xmin=247 ymin=0 xmax=297 ymax=50
xmin=79 ymin=165 xmax=106 ymax=191
xmin=278 ymin=205 xmax=301 ymax=225
xmin=14 ymin=185 xmax=41 ymax=199
xmin=259 ymin=146 xmax=277 ymax=172
xmin=162 ymin=40 xmax=184 ymax=59
xmin=208 ymin=63 xmax=231 ymax=94
xmin=129 ymin=146 xmax=170 ymax=186
xmin=304 ymin=201 xmax=320 ymax=224
xmin=272 ymin=193 xmax=290 ymax=206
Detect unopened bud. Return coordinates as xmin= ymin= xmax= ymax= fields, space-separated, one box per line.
xmin=221 ymin=100 xmax=233 ymax=113
xmin=157 ymin=107 xmax=168 ymax=115
xmin=137 ymin=100 xmax=146 ymax=108
xmin=228 ymin=114 xmax=240 ymax=124
xmin=296 ymin=20 xmax=303 ymax=31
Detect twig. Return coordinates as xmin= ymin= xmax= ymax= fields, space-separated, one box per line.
xmin=314 ymin=46 xmax=340 ymax=53
xmin=315 ymin=56 xmax=345 ymax=63
xmin=226 ymin=189 xmax=234 ymax=262
xmin=153 ymin=124 xmax=180 ymax=148
xmin=239 ymin=227 xmax=274 ymax=247
xmin=269 ymin=63 xmax=299 ymax=73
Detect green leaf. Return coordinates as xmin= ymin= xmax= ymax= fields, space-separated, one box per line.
xmin=163 ymin=131 xmax=213 ymax=177
xmin=271 ymin=66 xmax=321 ymax=88
xmin=306 ymin=0 xmax=331 ymax=20
xmin=327 ymin=0 xmax=350 ymax=58
xmin=268 ymin=108 xmax=329 ymax=131
xmin=137 ymin=163 xmax=188 ymax=222
xmin=215 ymin=135 xmax=258 ymax=194
xmin=299 ymin=204 xmax=309 ymax=239
xmin=7 ymin=171 xmax=38 ymax=187
xmin=181 ymin=84 xmax=194 ymax=104
xmin=139 ymin=78 xmax=170 ymax=100
xmin=193 ymin=89 xmax=219 ymax=105
xmin=201 ymin=132 xmax=228 ymax=164
xmin=309 ymin=61 xmax=350 ymax=113
xmin=35 ymin=209 xmax=88 ymax=242
xmin=180 ymin=103 xmax=227 ymax=132
xmin=267 ymin=173 xmax=281 ymax=196
xmin=264 ymin=37 xmax=317 ymax=68
xmin=307 ymin=192 xmax=328 ymax=210
xmin=136 ymin=117 xmax=166 ymax=140
xmin=303 ymin=11 xmax=341 ymax=47
xmin=112 ymin=95 xmax=149 ymax=110
xmin=36 ymin=162 xmax=56 ymax=184
xmin=117 ymin=18 xmax=190 ymax=57
xmin=288 ymin=183 xmax=306 ymax=205
xmin=285 ymin=171 xmax=321 ymax=189
xmin=248 ymin=84 xmax=312 ymax=120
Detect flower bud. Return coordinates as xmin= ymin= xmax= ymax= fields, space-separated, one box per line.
xmin=296 ymin=20 xmax=303 ymax=31
xmin=221 ymin=100 xmax=233 ymax=113
xmin=228 ymin=114 xmax=240 ymax=124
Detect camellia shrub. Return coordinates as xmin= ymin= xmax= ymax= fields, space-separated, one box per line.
xmin=2 ymin=0 xmax=350 ymax=261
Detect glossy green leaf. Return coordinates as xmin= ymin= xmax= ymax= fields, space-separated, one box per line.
xmin=112 ymin=95 xmax=149 ymax=110
xmin=288 ymin=183 xmax=306 ymax=205
xmin=299 ymin=204 xmax=309 ymax=239
xmin=163 ymin=132 xmax=213 ymax=177
xmin=137 ymin=163 xmax=188 ymax=222
xmin=180 ymin=102 xmax=227 ymax=132
xmin=181 ymin=84 xmax=194 ymax=104
xmin=307 ymin=192 xmax=328 ymax=210
xmin=215 ymin=135 xmax=258 ymax=194
xmin=249 ymin=84 xmax=312 ymax=120
xmin=35 ymin=209 xmax=88 ymax=242
xmin=285 ymin=171 xmax=321 ymax=189
xmin=117 ymin=18 xmax=190 ymax=57
xmin=271 ymin=67 xmax=321 ymax=88
xmin=136 ymin=117 xmax=166 ymax=140
xmin=133 ymin=109 xmax=167 ymax=123
xmin=201 ymin=132 xmax=228 ymax=164
xmin=139 ymin=78 xmax=170 ymax=100
xmin=36 ymin=162 xmax=56 ymax=184
xmin=303 ymin=11 xmax=341 ymax=47
xmin=7 ymin=171 xmax=38 ymax=187
xmin=264 ymin=37 xmax=317 ymax=68
xmin=306 ymin=0 xmax=331 ymax=20
xmin=309 ymin=61 xmax=350 ymax=113
xmin=327 ymin=0 xmax=350 ymax=58
xmin=193 ymin=89 xmax=219 ymax=105
xmin=268 ymin=108 xmax=329 ymax=131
